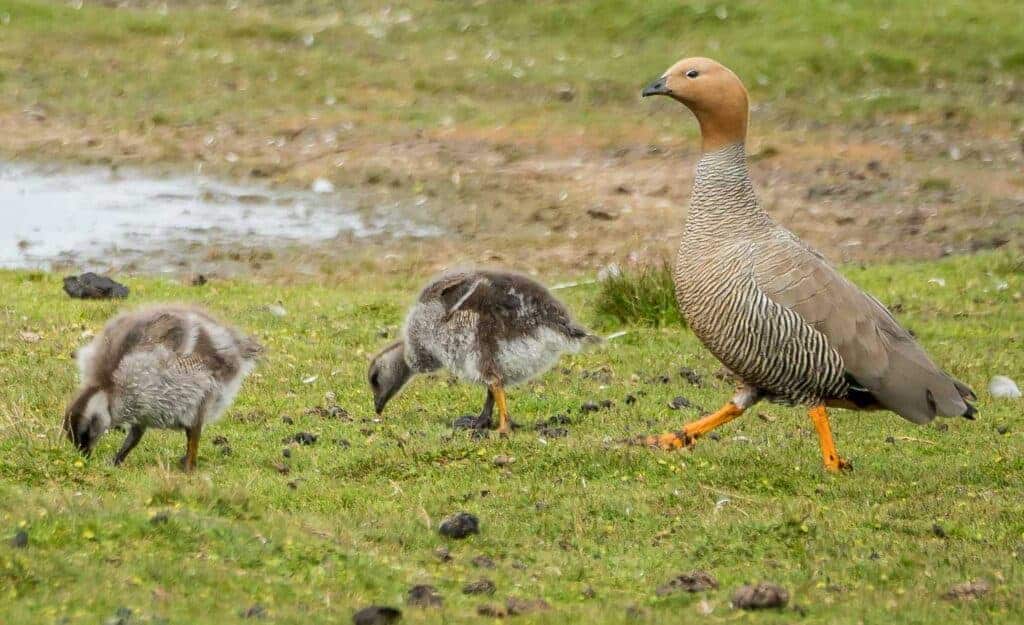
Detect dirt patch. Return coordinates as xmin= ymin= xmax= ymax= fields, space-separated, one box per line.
xmin=943 ymin=580 xmax=990 ymax=601
xmin=3 ymin=108 xmax=1021 ymax=279
xmin=656 ymin=570 xmax=719 ymax=596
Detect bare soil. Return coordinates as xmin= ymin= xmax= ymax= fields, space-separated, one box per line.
xmin=2 ymin=109 xmax=1021 ymax=280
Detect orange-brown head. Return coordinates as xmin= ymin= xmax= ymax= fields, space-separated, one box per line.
xmin=642 ymin=57 xmax=749 ymax=152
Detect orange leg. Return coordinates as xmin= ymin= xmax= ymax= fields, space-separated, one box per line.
xmin=809 ymin=404 xmax=851 ymax=473
xmin=644 ymin=401 xmax=745 ymax=450
xmin=490 ymin=383 xmax=511 ymax=436
xmin=181 ymin=424 xmax=202 ymax=472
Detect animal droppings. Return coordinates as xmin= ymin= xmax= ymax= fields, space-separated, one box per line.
xmin=352 ymin=605 xmax=401 ymax=625
xmin=63 ymin=273 xmax=129 ymax=299
xmin=439 ymin=512 xmax=479 ymax=539
xmin=463 ymin=579 xmax=497 ymax=595
xmin=656 ymin=570 xmax=720 ymax=596
xmin=731 ymin=583 xmax=789 ymax=610
xmin=406 ymin=585 xmax=443 ymax=608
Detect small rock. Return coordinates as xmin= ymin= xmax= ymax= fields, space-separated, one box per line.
xmin=476 ymin=604 xmax=507 ymax=618
xmin=731 ymin=583 xmax=789 ymax=610
xmin=266 ymin=303 xmax=288 ymax=317
xmin=239 ymin=604 xmax=266 ymax=619
xmin=932 ymin=524 xmax=947 ymax=538
xmin=63 ymin=273 xmax=129 ymax=299
xmin=219 ymin=445 xmax=233 ymax=456
xmin=556 ymin=85 xmax=575 ymax=101
xmin=10 ymin=530 xmax=28 ymax=548
xmin=273 ymin=463 xmax=290 ymax=475
xmin=472 ymin=555 xmax=496 ymax=569
xmin=439 ymin=512 xmax=479 ymax=539
xmin=668 ymin=396 xmax=692 ymax=410
xmin=352 ymin=605 xmax=401 ymax=625
xmin=212 ymin=435 xmax=229 ymax=447
xmin=510 ymin=560 xmax=528 ymax=570
xmin=989 ymin=375 xmax=1021 ymax=399
xmin=287 ymin=480 xmax=299 ymax=490
xmin=19 ymin=331 xmax=41 ymax=343
xmin=656 ymin=570 xmax=719 ymax=596
xmin=996 ymin=425 xmax=1010 ymax=435
xmin=599 ymin=399 xmax=614 ymax=409
xmin=624 ymin=393 xmax=637 ymax=405
xmin=582 ymin=585 xmax=596 ymax=599
xmin=587 ymin=207 xmax=619 ymax=221
xmin=406 ymin=585 xmax=442 ymax=608
xmin=944 ymin=580 xmax=990 ymax=601
xmin=463 ymin=578 xmax=496 ymax=595
xmin=581 ymin=400 xmax=600 ymax=414
xmin=885 ymin=436 xmax=896 ymax=444
xmin=708 ymin=432 xmax=721 ymax=442
xmin=292 ymin=432 xmax=318 ymax=445
xmin=281 ymin=415 xmax=294 ymax=424
xmin=312 ymin=178 xmax=335 ymax=194
xmin=282 ymin=448 xmax=292 ymax=458
xmin=506 ymin=597 xmax=550 ymax=615
xmin=149 ymin=511 xmax=170 ymax=525
xmin=190 ymin=274 xmax=208 ymax=287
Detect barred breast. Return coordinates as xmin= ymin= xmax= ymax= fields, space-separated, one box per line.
xmin=675 ymin=145 xmax=848 ymax=405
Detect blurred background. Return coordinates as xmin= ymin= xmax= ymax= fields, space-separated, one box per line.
xmin=0 ymin=0 xmax=1021 ymax=279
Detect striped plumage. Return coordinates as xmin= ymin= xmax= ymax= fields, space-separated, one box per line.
xmin=642 ymin=57 xmax=975 ymax=470
xmin=676 ymin=144 xmax=848 ymax=407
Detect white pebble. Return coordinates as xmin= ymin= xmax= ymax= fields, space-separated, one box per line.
xmin=927 ymin=277 xmax=946 ymax=287
xmin=989 ymin=375 xmax=1021 ymax=399
xmin=311 ymin=178 xmax=335 ymax=194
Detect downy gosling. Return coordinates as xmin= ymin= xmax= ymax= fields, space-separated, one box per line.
xmin=369 ymin=270 xmax=599 ymax=434
xmin=64 ymin=305 xmax=262 ymax=471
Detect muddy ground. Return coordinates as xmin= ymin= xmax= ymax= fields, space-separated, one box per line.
xmin=2 ymin=109 xmax=1021 ymax=280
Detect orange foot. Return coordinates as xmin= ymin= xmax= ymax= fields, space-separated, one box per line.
xmin=642 ymin=430 xmax=695 ymax=450
xmin=824 ymin=455 xmax=853 ymax=473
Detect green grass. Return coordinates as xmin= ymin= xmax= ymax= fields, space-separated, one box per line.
xmin=1 ymin=251 xmax=1023 ymax=624
xmin=1 ymin=0 xmax=1023 ymax=150
xmin=594 ymin=261 xmax=681 ymax=328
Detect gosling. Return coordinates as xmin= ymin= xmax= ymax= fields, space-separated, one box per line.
xmin=64 ymin=305 xmax=262 ymax=471
xmin=368 ymin=270 xmax=599 ymax=434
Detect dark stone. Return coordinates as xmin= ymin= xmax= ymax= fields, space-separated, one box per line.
xmin=282 ymin=448 xmax=292 ymax=458
xmin=463 ymin=578 xmax=496 ymax=595
xmin=439 ymin=512 xmax=479 ymax=539
xmin=885 ymin=436 xmax=896 ymax=444
xmin=190 ymin=274 xmax=208 ymax=287
xmin=281 ymin=415 xmax=294 ymax=424
xmin=731 ymin=583 xmax=789 ymax=610
xmin=599 ymin=399 xmax=614 ymax=409
xmin=406 ymin=585 xmax=442 ymax=608
xmin=582 ymin=585 xmax=596 ymax=599
xmin=581 ymin=401 xmax=600 ymax=414
xmin=10 ymin=530 xmax=28 ymax=548
xmin=352 ymin=606 xmax=401 ymax=625
xmin=433 ymin=546 xmax=452 ymax=562
xmin=149 ymin=511 xmax=170 ymax=525
xmin=656 ymin=570 xmax=719 ymax=596
xmin=63 ymin=273 xmax=129 ymax=299
xmin=624 ymin=394 xmax=637 ymax=405
xmin=212 ymin=435 xmax=229 ymax=446
xmin=997 ymin=425 xmax=1010 ymax=435
xmin=932 ymin=524 xmax=947 ymax=538
xmin=708 ymin=432 xmax=721 ymax=442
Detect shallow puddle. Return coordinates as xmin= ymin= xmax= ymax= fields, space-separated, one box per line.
xmin=0 ymin=162 xmax=438 ymax=271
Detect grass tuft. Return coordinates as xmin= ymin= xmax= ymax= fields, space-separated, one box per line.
xmin=593 ymin=261 xmax=682 ymax=328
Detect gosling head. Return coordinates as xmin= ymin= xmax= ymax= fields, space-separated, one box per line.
xmin=642 ymin=57 xmax=749 ymax=152
xmin=368 ymin=340 xmax=412 ymax=415
xmin=63 ymin=386 xmax=111 ymax=455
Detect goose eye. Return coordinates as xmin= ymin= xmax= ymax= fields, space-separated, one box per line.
xmin=685 ymin=69 xmax=700 ymax=79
